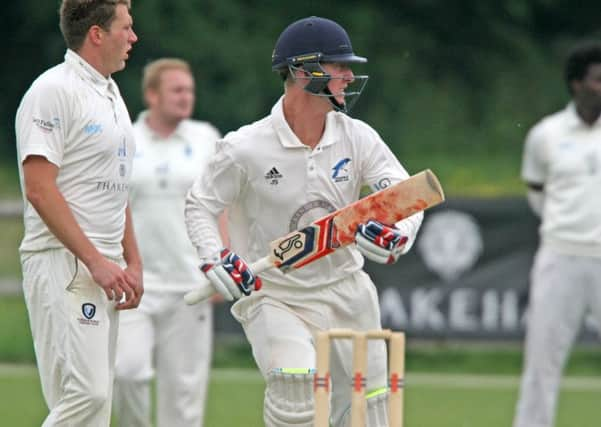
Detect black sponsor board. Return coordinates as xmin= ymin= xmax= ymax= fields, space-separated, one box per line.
xmin=214 ymin=198 xmax=600 ymax=342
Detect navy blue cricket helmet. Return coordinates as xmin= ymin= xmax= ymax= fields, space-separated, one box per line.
xmin=271 ymin=16 xmax=368 ymax=113
xmin=271 ymin=16 xmax=367 ymax=70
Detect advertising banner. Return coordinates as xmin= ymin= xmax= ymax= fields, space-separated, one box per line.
xmin=214 ymin=198 xmax=600 ymax=342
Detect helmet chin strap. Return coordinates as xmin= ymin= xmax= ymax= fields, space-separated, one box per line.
xmin=291 ymin=63 xmax=348 ymax=112
xmin=322 ymin=87 xmax=347 ymax=112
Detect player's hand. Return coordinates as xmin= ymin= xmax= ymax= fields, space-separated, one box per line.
xmin=355 ymin=219 xmax=408 ymax=264
xmin=200 ymin=248 xmax=262 ymax=301
xmin=87 ymin=257 xmax=138 ymax=304
xmin=117 ymin=263 xmax=144 ymax=310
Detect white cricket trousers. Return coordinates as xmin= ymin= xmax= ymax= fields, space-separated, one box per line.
xmin=232 ymin=270 xmax=388 ymax=426
xmin=513 ymin=246 xmax=601 ymax=427
xmin=113 ymin=291 xmax=212 ymax=427
xmin=21 ymin=248 xmax=120 ymax=427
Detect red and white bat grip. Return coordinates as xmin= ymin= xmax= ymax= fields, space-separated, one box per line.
xmin=184 ymin=256 xmax=274 ymax=305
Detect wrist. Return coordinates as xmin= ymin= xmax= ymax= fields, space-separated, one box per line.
xmin=126 ymin=260 xmax=143 ymax=271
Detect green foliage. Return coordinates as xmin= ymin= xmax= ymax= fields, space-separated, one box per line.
xmin=4 ymin=1 xmax=601 ymax=194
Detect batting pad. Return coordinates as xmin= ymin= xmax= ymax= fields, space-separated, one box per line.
xmin=264 ymin=368 xmax=315 ymax=427
xmin=337 ymin=388 xmax=389 ymax=427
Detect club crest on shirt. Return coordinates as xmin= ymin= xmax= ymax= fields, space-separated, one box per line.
xmin=289 ymin=200 xmax=336 ymax=231
xmin=265 ymin=166 xmax=283 ymax=185
xmin=332 ymin=158 xmax=351 ymax=183
xmin=78 ymin=303 xmax=99 ymax=326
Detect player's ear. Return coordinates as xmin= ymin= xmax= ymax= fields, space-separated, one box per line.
xmin=88 ymin=25 xmax=104 ymax=46
xmin=144 ymin=88 xmax=158 ymax=108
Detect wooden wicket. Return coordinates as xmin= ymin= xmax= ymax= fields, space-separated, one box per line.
xmin=314 ymin=329 xmax=406 ymax=427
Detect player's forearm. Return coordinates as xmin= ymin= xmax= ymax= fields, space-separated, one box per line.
xmin=218 ymin=209 xmax=230 ymax=248
xmin=25 ymin=178 xmax=103 ymax=267
xmin=122 ymin=204 xmax=142 ymax=269
xmin=184 ymin=190 xmax=223 ymax=260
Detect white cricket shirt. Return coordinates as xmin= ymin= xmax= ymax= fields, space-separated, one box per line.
xmin=186 ymin=96 xmax=423 ymax=289
xmin=129 ymin=112 xmax=220 ymax=291
xmin=16 ymin=50 xmax=135 ymax=258
xmin=522 ymin=103 xmax=601 ymax=257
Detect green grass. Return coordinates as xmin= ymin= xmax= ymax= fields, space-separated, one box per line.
xmin=3 ymin=296 xmax=601 ymax=426
xmin=2 ymin=365 xmax=600 ymax=427
xmin=0 ymin=297 xmax=35 ymax=363
xmin=0 ymin=163 xmax=21 ymax=198
xmin=0 ymin=217 xmax=23 ymax=278
xmin=3 ymin=295 xmax=601 ymax=376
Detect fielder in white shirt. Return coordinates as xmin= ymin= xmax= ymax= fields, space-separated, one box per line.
xmin=113 ymin=58 xmax=223 ymax=427
xmin=514 ymin=41 xmax=601 ymax=427
xmin=185 ymin=17 xmax=423 ymax=427
xmin=15 ymin=1 xmax=142 ymax=426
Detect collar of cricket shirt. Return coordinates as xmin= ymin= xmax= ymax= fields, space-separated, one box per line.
xmin=564 ymin=101 xmax=601 ymax=130
xmin=64 ymin=49 xmax=118 ymax=98
xmin=136 ymin=110 xmax=190 ymax=143
xmin=272 ymin=95 xmax=340 ymax=149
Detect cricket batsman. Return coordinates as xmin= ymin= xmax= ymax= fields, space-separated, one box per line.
xmin=185 ymin=16 xmax=423 ymax=427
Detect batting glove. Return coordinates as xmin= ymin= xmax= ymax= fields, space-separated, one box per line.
xmin=200 ymin=249 xmax=262 ymax=301
xmin=355 ymin=220 xmax=408 ymax=264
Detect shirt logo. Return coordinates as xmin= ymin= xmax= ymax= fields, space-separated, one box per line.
xmin=265 ymin=167 xmax=283 ymax=185
xmin=78 ymin=303 xmax=100 ymax=326
xmin=33 ymin=117 xmax=60 ymax=133
xmin=117 ymin=139 xmax=127 ymax=157
xmin=289 ymin=200 xmax=336 ymax=231
xmin=332 ymin=158 xmax=351 ymax=182
xmin=82 ymin=303 xmax=96 ymax=319
xmin=84 ymin=123 xmax=103 ymax=135
xmin=373 ymin=177 xmax=392 ymax=191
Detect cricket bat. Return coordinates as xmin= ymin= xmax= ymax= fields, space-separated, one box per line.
xmin=184 ymin=169 xmax=445 ymax=305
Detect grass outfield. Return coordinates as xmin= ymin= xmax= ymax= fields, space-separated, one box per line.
xmin=1 ymin=365 xmax=600 ymax=427
xmin=2 ymin=296 xmax=601 ymax=425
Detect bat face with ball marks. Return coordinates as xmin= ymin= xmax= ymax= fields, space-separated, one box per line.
xmin=184 ymin=169 xmax=444 ymax=305
xmin=268 ymin=169 xmax=444 ymax=272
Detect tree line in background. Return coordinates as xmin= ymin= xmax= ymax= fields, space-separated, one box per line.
xmin=3 ymin=0 xmax=600 ymax=194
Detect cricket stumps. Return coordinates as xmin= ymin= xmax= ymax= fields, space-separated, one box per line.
xmin=314 ymin=328 xmax=405 ymax=427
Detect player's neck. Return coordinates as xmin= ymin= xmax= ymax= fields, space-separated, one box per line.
xmin=283 ymin=93 xmax=329 ymax=149
xmin=145 ymin=112 xmax=180 ymax=139
xmin=75 ymin=46 xmax=111 ymax=78
xmin=576 ymin=105 xmax=601 ymax=126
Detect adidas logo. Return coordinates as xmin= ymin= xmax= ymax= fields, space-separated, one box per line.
xmin=265 ymin=167 xmax=283 ymax=185
xmin=264 ymin=167 xmax=283 ymax=180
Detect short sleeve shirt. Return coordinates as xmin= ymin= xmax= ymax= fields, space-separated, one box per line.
xmin=521 ymin=103 xmax=601 ymax=256
xmin=16 ymin=50 xmax=136 ymax=258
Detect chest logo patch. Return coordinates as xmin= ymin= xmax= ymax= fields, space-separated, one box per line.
xmin=332 ymin=158 xmax=351 ymax=183
xmin=84 ymin=123 xmax=103 ymax=135
xmin=78 ymin=303 xmax=99 ymax=326
xmin=265 ymin=167 xmax=283 ymax=185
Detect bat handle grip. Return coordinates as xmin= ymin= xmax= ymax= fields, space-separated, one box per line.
xmin=184 ymin=256 xmax=274 ymax=305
